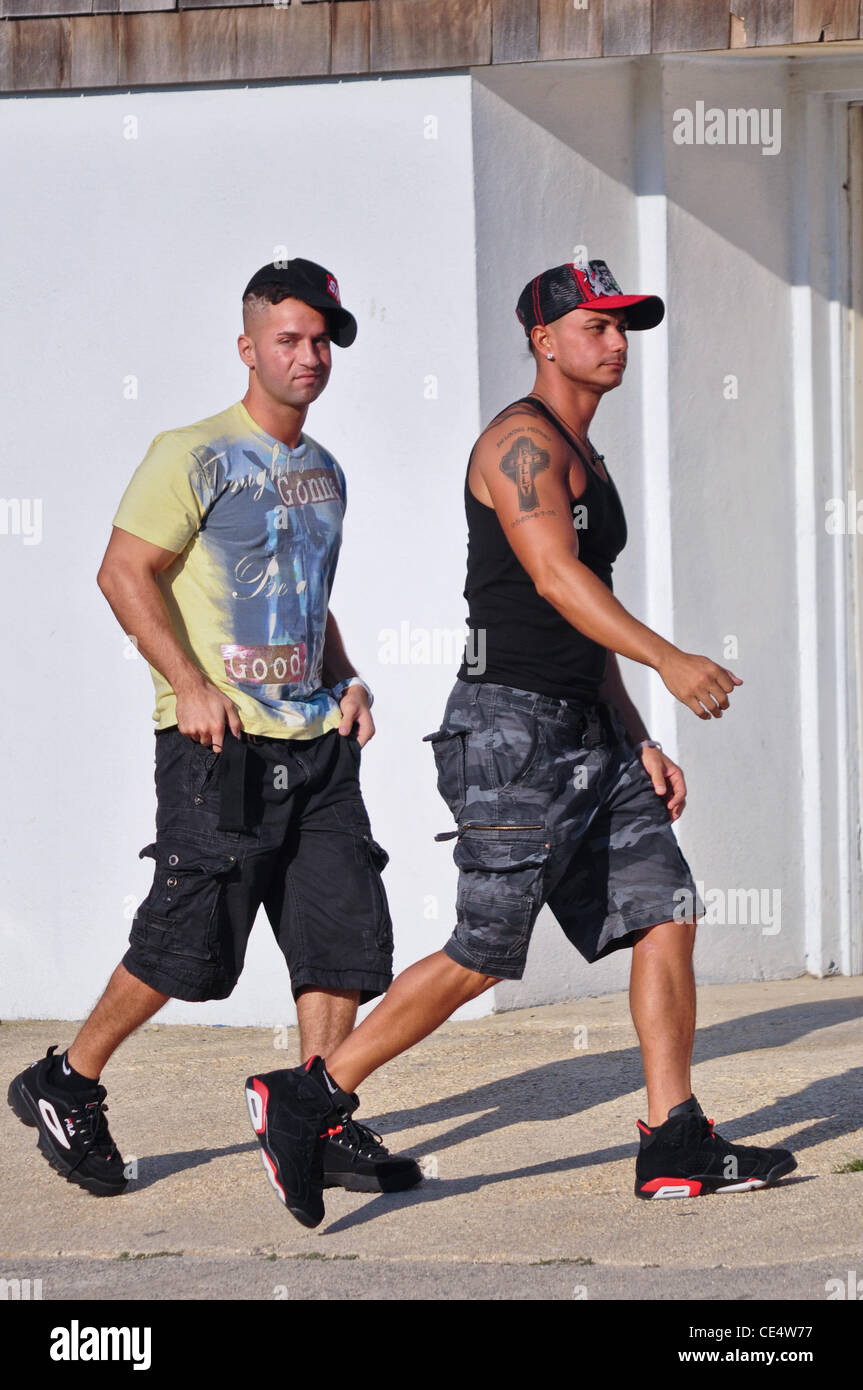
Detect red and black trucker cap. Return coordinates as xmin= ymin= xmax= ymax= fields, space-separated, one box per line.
xmin=516 ymin=259 xmax=664 ymax=336
xmin=242 ymin=258 xmax=357 ymax=348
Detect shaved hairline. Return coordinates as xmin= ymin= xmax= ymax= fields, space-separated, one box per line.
xmin=241 ymin=292 xmax=328 ymax=335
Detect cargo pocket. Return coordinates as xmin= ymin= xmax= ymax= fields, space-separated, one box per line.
xmin=362 ymin=834 xmax=393 ymax=954
xmin=132 ymin=837 xmax=239 ymax=962
xmin=422 ymin=727 xmax=468 ymax=820
xmin=452 ymin=826 xmax=551 ymax=963
xmin=485 ymin=701 xmax=547 ymax=792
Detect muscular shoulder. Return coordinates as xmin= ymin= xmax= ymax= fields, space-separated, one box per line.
xmin=475 ymin=399 xmax=559 ymax=456
xmin=470 ymin=400 xmax=570 ymax=505
xmin=146 ymin=402 xmax=244 ymax=459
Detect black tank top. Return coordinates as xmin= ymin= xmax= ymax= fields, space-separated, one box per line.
xmin=456 ymin=394 xmax=628 ymax=702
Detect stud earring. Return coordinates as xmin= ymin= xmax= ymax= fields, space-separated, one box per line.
xmin=546 ymin=353 xmax=554 ymax=360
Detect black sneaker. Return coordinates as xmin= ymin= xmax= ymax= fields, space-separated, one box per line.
xmin=635 ymin=1096 xmax=797 ymax=1199
xmin=323 ymin=1117 xmax=423 ymax=1193
xmin=7 ymin=1046 xmax=128 ymax=1197
xmin=245 ymin=1055 xmax=357 ymax=1229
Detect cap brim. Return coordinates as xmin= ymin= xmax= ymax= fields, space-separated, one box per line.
xmin=297 ymin=291 xmax=357 ymax=348
xmin=584 ymin=294 xmax=665 ymax=331
xmin=243 ymin=277 xmax=357 ymax=347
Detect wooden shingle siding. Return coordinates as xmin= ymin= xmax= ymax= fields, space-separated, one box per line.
xmin=603 ymin=0 xmax=651 ymax=56
xmin=234 ymin=3 xmax=330 ymax=77
xmin=93 ymin=0 xmax=175 ymax=12
xmin=331 ymin=0 xmax=370 ymax=73
xmin=492 ymin=0 xmax=539 ymax=64
xmin=172 ymin=8 xmax=241 ymax=81
xmin=792 ymin=0 xmax=859 ymax=41
xmin=0 ymin=16 xmax=68 ymax=86
xmin=180 ymin=0 xmax=261 ymax=10
xmin=118 ymin=11 xmax=186 ymax=83
xmin=738 ymin=1 xmax=795 ymax=47
xmin=370 ymin=0 xmax=491 ymax=72
xmin=537 ymin=0 xmax=603 ymax=60
xmin=0 ymin=2 xmax=860 ymax=93
xmin=2 ymin=0 xmax=83 ymax=14
xmin=70 ymin=12 xmax=120 ymax=81
xmin=652 ymin=0 xmax=733 ymax=53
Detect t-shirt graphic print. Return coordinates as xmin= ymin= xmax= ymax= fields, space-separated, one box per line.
xmin=113 ymin=400 xmax=347 ymax=739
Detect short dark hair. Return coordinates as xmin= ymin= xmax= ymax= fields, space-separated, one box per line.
xmin=243 ymin=282 xmax=296 ymax=310
xmin=242 ymin=283 xmax=333 ymax=334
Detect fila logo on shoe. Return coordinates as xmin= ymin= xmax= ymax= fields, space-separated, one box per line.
xmin=38 ymin=1099 xmax=71 ymax=1150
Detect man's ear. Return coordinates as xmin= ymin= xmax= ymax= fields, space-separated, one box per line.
xmin=237 ymin=334 xmax=255 ymax=368
xmin=531 ymin=325 xmax=550 ymax=359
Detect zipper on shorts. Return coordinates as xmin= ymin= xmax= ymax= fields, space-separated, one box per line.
xmin=434 ymin=821 xmax=548 ymax=843
xmin=460 ymin=822 xmax=545 ymax=831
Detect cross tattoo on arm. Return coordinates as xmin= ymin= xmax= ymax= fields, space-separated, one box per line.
xmin=500 ymin=435 xmax=551 ymax=512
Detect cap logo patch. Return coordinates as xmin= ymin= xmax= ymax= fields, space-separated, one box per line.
xmin=326 ymin=274 xmax=341 ymax=304
xmin=585 ymin=261 xmax=623 ymax=298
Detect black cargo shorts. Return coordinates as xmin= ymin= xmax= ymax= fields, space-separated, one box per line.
xmin=424 ymin=678 xmax=704 ymax=979
xmin=122 ymin=725 xmax=394 ymax=1004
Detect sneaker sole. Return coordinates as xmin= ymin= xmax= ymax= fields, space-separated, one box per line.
xmin=323 ymin=1166 xmax=424 ymax=1194
xmin=7 ymin=1075 xmax=127 ymax=1198
xmin=635 ymin=1153 xmax=798 ymax=1200
xmin=245 ymin=1078 xmax=324 ymax=1229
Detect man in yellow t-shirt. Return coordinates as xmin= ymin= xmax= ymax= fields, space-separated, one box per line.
xmin=8 ymin=258 xmax=421 ymax=1206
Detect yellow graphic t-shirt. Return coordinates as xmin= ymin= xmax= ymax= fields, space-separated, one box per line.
xmin=112 ymin=400 xmax=348 ymax=740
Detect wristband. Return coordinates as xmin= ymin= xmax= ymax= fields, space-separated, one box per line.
xmin=635 ymin=739 xmax=662 ymax=753
xmin=331 ymin=675 xmax=374 ymax=709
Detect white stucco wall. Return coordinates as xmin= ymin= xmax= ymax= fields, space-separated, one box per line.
xmin=0 ymin=74 xmax=483 ymax=1026
xmin=475 ymin=53 xmax=863 ymax=1007
xmin=1 ymin=50 xmax=860 ymax=1027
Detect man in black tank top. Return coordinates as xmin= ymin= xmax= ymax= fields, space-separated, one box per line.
xmin=239 ymin=258 xmax=795 ymax=1225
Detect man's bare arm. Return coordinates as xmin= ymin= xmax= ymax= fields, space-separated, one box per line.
xmin=321 ymin=608 xmax=375 ymax=745
xmin=474 ymin=414 xmax=740 ymax=720
xmin=98 ymin=526 xmax=241 ymax=748
xmin=321 ymin=610 xmax=357 ymax=687
xmin=597 ymin=651 xmax=650 ymax=744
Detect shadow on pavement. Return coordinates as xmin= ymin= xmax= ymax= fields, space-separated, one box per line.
xmin=123 ymin=995 xmax=863 ymax=1202
xmin=360 ymin=997 xmax=863 ymax=1161
xmin=128 ymin=1140 xmax=258 ymax=1191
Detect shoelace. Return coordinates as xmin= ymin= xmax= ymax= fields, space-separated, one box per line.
xmin=330 ymin=1116 xmax=387 ymax=1160
xmin=67 ymin=1099 xmax=119 ymax=1161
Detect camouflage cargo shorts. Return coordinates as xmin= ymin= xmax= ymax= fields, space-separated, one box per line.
xmin=423 ymin=677 xmax=703 ymax=979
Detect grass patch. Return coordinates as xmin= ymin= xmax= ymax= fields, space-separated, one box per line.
xmin=116 ymin=1251 xmax=183 ymax=1261
xmin=269 ymin=1252 xmax=361 ymax=1262
xmin=533 ymin=1256 xmax=594 ymax=1266
xmin=833 ymin=1158 xmax=863 ymax=1174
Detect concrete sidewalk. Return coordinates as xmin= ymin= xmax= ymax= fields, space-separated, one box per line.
xmin=2 ymin=976 xmax=862 ymax=1301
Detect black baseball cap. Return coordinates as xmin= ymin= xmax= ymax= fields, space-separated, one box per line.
xmin=242 ymin=257 xmax=358 ymax=348
xmin=516 ymin=259 xmax=664 ymax=335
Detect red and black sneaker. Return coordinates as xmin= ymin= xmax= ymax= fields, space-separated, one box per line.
xmin=7 ymin=1046 xmax=128 ymax=1197
xmin=323 ymin=1118 xmax=422 ymax=1193
xmin=634 ymin=1096 xmax=797 ymax=1200
xmin=245 ymin=1055 xmax=357 ymax=1229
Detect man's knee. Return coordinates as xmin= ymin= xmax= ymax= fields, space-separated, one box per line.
xmin=455 ymin=964 xmax=502 ymax=999
xmin=633 ymin=916 xmax=696 ymax=954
